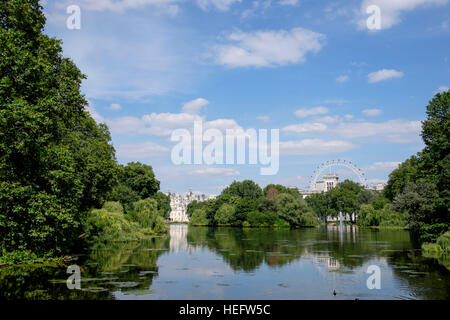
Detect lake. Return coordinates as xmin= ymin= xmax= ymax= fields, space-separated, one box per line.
xmin=1 ymin=224 xmax=449 ymax=300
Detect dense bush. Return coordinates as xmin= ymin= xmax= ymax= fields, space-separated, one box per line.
xmin=84 ymin=203 xmax=140 ymax=244
xmin=357 ymin=204 xmax=407 ymax=227
xmin=84 ymin=200 xmax=167 ymax=245
xmin=189 ymin=209 xmax=209 ymax=226
xmin=246 ymin=211 xmax=277 ymax=227
xmin=215 ymin=204 xmax=236 ymax=225
xmin=276 ymin=193 xmax=318 ymax=227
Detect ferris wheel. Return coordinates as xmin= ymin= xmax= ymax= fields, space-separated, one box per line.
xmin=309 ymin=159 xmax=367 ymax=192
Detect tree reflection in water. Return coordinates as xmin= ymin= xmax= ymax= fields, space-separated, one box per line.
xmin=1 ymin=224 xmax=449 ymax=300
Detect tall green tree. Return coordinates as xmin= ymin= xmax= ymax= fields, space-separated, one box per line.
xmin=276 ymin=193 xmax=312 ymax=227
xmin=222 ymin=180 xmax=263 ymax=200
xmin=118 ymin=162 xmax=160 ymax=199
xmin=385 ymin=90 xmax=449 ymax=237
xmin=0 ymin=0 xmax=117 ymax=256
xmin=420 ymin=90 xmax=450 ymax=220
xmin=306 ymin=193 xmax=330 ymax=222
xmin=384 ymin=156 xmax=421 ymax=201
xmin=328 ymin=180 xmax=363 ymax=221
xmin=393 ymin=181 xmax=439 ymax=231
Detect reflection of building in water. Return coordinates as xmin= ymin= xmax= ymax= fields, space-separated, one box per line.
xmin=166 ymin=191 xmax=216 ymax=222
xmin=326 ymin=224 xmax=359 ymax=243
xmin=169 ymin=223 xmax=190 ymax=252
xmin=314 ymin=254 xmax=341 ymax=271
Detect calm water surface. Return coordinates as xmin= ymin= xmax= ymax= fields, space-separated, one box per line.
xmin=1 ymin=224 xmax=449 ymax=299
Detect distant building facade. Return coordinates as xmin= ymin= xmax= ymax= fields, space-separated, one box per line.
xmin=166 ymin=191 xmax=216 ymax=222
xmin=314 ymin=173 xmax=339 ymax=193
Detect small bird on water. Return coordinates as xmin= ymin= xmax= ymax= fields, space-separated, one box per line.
xmin=333 ymin=290 xmax=337 ymax=296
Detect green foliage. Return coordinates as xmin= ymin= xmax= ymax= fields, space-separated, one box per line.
xmin=328 ymin=180 xmax=364 ymax=220
xmin=151 ymin=192 xmax=171 ymax=219
xmin=103 ymin=201 xmax=124 ymax=214
xmin=422 ymin=231 xmax=450 ymax=270
xmin=84 ymin=200 xmax=167 ymax=245
xmin=384 ymin=156 xmax=421 ymax=201
xmin=0 ymin=1 xmax=117 ymax=257
xmin=419 ymin=223 xmax=450 ymax=242
xmin=301 ymin=210 xmax=321 ymax=227
xmin=305 ymin=193 xmax=330 ymax=222
xmin=215 ymin=203 xmax=236 ymax=225
xmin=276 ymin=193 xmax=316 ymax=227
xmin=118 ymin=162 xmax=160 ymax=199
xmin=222 ymin=180 xmax=263 ymax=199
xmin=437 ymin=231 xmax=450 ymax=253
xmin=108 ymin=184 xmax=140 ymax=213
xmin=257 ymin=197 xmax=277 ymax=213
xmin=84 ymin=207 xmax=140 ymax=245
xmin=246 ymin=211 xmax=278 ymax=227
xmin=108 ymin=163 xmax=165 ymax=216
xmin=263 ymin=184 xmax=302 ymax=200
xmin=357 ymin=204 xmax=407 ymax=227
xmin=393 ymin=180 xmax=439 ymax=230
xmin=189 ymin=209 xmax=209 ymax=226
xmin=130 ymin=198 xmax=165 ymax=230
xmin=0 ymin=249 xmax=52 ymax=266
xmin=357 ymin=205 xmax=378 ymax=226
xmin=384 ymin=90 xmax=449 ymax=239
xmin=188 ymin=180 xmax=322 ymax=228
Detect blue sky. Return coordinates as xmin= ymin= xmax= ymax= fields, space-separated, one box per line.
xmin=41 ymin=0 xmax=450 ymax=195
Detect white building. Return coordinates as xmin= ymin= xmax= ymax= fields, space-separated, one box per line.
xmin=314 ymin=173 xmax=339 ymax=193
xmin=166 ymin=191 xmax=211 ymax=222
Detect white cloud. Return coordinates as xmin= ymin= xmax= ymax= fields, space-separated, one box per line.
xmin=294 ymin=106 xmax=328 ymax=118
xmin=182 ymin=98 xmax=210 ymax=114
xmin=368 ymin=69 xmax=404 ymax=83
xmin=46 ymin=6 xmax=196 ymax=101
xmin=279 ymin=0 xmax=299 ymax=6
xmin=436 ymin=86 xmax=449 ymax=93
xmin=241 ymin=1 xmax=272 ymax=18
xmin=188 ymin=167 xmax=240 ymax=177
xmin=116 ymin=141 xmax=170 ymax=159
xmin=257 ymin=115 xmax=270 ymax=122
xmin=204 ymin=118 xmax=243 ymax=132
xmin=280 ymin=139 xmax=357 ymax=155
xmin=362 ymin=108 xmax=382 ymax=116
xmin=344 ymin=114 xmax=354 ymax=120
xmin=108 ymin=103 xmax=122 ymax=110
xmin=212 ymin=28 xmax=325 ymax=68
xmin=332 ymin=119 xmax=421 ymax=140
xmin=357 ymin=0 xmax=449 ymax=30
xmin=107 ymin=113 xmax=203 ymax=136
xmin=106 ymin=111 xmax=245 ymax=137
xmin=364 ymin=161 xmax=401 ymax=172
xmin=57 ymin=0 xmax=180 ymax=14
xmin=196 ymin=0 xmax=242 ymax=11
xmin=142 ymin=113 xmax=204 ymax=136
xmin=282 ymin=122 xmax=328 ymax=133
xmin=336 ymin=75 xmax=349 ymax=83
xmin=315 ymin=115 xmax=341 ymax=123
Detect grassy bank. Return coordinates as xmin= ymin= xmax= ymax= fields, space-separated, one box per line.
xmin=422 ymin=231 xmax=450 ymax=271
